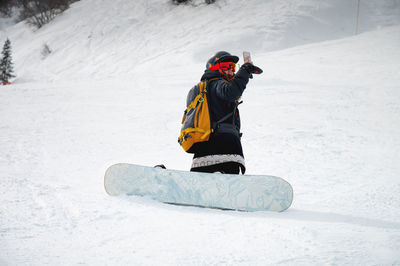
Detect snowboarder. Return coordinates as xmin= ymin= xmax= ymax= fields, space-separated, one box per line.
xmin=190 ymin=51 xmax=262 ymax=174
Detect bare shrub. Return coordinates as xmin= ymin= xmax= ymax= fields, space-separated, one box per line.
xmin=41 ymin=43 xmax=51 ymax=59
xmin=16 ymin=0 xmax=72 ymax=28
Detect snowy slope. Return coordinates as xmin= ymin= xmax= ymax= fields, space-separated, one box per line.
xmin=1 ymin=0 xmax=400 ymax=81
xmin=1 ymin=0 xmax=400 ymax=265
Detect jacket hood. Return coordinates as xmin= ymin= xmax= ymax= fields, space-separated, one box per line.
xmin=201 ymin=70 xmax=224 ymax=81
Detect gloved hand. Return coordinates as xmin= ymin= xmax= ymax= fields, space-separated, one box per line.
xmin=242 ymin=63 xmax=263 ymax=74
xmin=240 ymin=63 xmax=263 ymax=78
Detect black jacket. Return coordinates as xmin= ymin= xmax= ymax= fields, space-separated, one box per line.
xmin=192 ymin=67 xmax=251 ymax=160
xmin=201 ymin=67 xmax=250 ymax=129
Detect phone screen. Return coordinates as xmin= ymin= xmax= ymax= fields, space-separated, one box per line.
xmin=243 ymin=51 xmax=252 ymax=63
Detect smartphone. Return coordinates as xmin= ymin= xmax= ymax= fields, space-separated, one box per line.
xmin=243 ymin=51 xmax=252 ymax=64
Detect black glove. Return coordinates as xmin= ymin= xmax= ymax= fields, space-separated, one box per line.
xmin=240 ymin=63 xmax=263 ymax=78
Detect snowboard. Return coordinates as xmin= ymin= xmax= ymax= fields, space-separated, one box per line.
xmin=104 ymin=163 xmax=293 ymax=212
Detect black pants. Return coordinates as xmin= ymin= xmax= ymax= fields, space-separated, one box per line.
xmin=191 ymin=162 xmax=241 ymax=174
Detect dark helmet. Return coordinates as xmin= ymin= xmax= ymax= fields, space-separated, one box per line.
xmin=206 ymin=51 xmax=239 ymax=70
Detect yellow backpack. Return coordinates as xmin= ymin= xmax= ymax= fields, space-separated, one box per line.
xmin=178 ymin=80 xmax=214 ymax=153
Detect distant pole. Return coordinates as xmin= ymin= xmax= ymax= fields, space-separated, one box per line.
xmin=355 ymin=0 xmax=360 ymax=35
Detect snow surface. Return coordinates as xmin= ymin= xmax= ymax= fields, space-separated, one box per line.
xmin=1 ymin=0 xmax=400 ymax=265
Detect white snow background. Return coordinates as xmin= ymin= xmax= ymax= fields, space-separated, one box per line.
xmin=1 ymin=0 xmax=400 ymax=265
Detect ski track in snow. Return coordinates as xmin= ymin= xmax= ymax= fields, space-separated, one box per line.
xmin=1 ymin=0 xmax=400 ymax=265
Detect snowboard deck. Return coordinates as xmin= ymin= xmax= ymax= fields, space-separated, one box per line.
xmin=104 ymin=163 xmax=293 ymax=212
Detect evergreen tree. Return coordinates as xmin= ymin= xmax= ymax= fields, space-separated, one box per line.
xmin=0 ymin=38 xmax=15 ymax=84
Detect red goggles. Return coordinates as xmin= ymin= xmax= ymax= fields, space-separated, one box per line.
xmin=209 ymin=62 xmax=236 ymax=72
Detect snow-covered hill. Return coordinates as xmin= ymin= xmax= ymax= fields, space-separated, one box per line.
xmin=1 ymin=0 xmax=400 ymax=81
xmin=1 ymin=0 xmax=400 ymax=265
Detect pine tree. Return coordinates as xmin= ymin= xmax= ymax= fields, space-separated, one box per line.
xmin=0 ymin=38 xmax=15 ymax=84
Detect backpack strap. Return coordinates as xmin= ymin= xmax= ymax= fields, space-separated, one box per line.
xmin=215 ymin=101 xmax=242 ymax=125
xmin=211 ymin=101 xmax=242 ymax=137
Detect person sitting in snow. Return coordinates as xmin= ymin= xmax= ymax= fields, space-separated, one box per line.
xmin=190 ymin=51 xmax=262 ymax=174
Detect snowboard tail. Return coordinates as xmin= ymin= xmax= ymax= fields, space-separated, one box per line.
xmin=104 ymin=163 xmax=293 ymax=212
